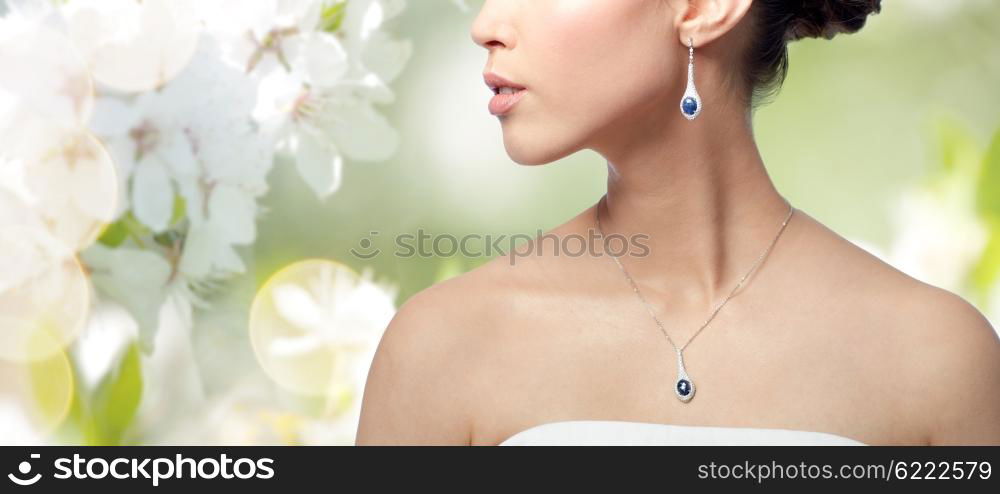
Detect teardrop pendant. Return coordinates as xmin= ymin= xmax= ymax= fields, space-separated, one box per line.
xmin=674 ymin=348 xmax=695 ymax=402
xmin=679 ymin=37 xmax=701 ymax=120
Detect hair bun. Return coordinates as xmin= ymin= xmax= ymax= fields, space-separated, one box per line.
xmin=784 ymin=0 xmax=882 ymax=42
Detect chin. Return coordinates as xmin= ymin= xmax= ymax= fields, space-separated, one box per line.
xmin=500 ymin=123 xmax=578 ymax=166
xmin=504 ymin=146 xmax=553 ymax=166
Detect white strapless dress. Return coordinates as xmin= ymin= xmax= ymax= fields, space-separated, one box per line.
xmin=497 ymin=420 xmax=868 ymax=446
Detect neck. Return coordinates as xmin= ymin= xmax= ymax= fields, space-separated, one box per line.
xmin=593 ymin=104 xmax=791 ymax=310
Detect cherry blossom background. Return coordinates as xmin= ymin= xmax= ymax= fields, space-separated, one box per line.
xmin=1 ymin=0 xmax=998 ymax=446
xmin=0 ymin=0 xmax=462 ymax=446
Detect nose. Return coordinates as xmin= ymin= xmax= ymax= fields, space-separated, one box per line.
xmin=470 ymin=0 xmax=514 ymax=51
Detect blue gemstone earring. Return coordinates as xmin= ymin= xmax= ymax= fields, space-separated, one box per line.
xmin=679 ymin=37 xmax=702 ymax=120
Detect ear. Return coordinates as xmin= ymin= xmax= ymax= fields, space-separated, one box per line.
xmin=672 ymin=0 xmax=754 ymax=48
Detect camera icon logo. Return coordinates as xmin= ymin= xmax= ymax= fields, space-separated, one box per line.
xmin=8 ymin=453 xmax=41 ymax=486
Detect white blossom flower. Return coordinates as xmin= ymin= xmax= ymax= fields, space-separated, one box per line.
xmin=0 ymin=126 xmax=118 ymax=251
xmin=89 ymin=36 xmax=274 ymax=281
xmin=1 ymin=0 xmax=426 ymax=447
xmin=0 ymin=16 xmax=114 ymax=252
xmin=0 ymin=16 xmax=93 ymax=131
xmin=197 ymin=0 xmax=324 ymax=76
xmin=59 ymin=0 xmax=200 ymax=93
xmin=234 ymin=0 xmax=408 ymax=200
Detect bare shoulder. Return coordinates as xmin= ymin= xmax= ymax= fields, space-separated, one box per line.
xmin=793 ymin=209 xmax=1000 ymax=445
xmin=895 ymin=279 xmax=1000 ymax=445
xmin=354 ymin=253 xmax=531 ymax=445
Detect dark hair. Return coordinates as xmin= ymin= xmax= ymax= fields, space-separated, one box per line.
xmin=740 ymin=0 xmax=882 ymax=110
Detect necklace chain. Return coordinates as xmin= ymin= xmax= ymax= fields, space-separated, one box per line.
xmin=594 ymin=195 xmax=795 ymax=354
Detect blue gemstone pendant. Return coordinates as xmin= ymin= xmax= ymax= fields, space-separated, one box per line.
xmin=679 ymin=38 xmax=701 ymax=120
xmin=675 ymin=348 xmax=695 ymax=402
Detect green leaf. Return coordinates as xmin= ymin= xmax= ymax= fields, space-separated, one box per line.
xmin=96 ymin=220 xmax=129 ymax=247
xmin=89 ymin=343 xmax=144 ymax=445
xmin=975 ymin=126 xmax=1000 ymax=220
xmin=97 ymin=212 xmax=153 ymax=248
xmin=319 ymin=0 xmax=348 ymax=33
xmin=170 ymin=193 xmax=187 ymax=226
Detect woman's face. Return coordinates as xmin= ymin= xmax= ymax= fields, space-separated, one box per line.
xmin=471 ymin=0 xmax=682 ymax=165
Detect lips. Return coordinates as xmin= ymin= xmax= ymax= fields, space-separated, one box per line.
xmin=484 ymin=72 xmax=526 ymax=116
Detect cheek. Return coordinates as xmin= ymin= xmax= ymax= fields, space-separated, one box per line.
xmin=527 ymin=0 xmax=675 ymax=145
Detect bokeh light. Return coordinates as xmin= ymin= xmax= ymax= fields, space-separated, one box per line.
xmin=0 ymin=226 xmax=90 ymax=364
xmin=0 ymin=127 xmax=119 ymax=251
xmin=62 ymin=0 xmax=200 ymax=93
xmin=0 ymin=18 xmax=94 ymax=128
xmin=16 ymin=334 xmax=74 ymax=434
xmin=249 ymin=259 xmax=396 ymax=414
xmin=0 ymin=344 xmax=75 ymax=444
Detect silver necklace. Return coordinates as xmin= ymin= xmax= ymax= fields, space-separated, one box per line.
xmin=594 ymin=195 xmax=795 ymax=403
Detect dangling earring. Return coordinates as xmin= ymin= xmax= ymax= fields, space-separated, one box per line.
xmin=679 ymin=36 xmax=702 ymax=120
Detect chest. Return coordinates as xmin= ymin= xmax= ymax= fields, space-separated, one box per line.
xmin=470 ymin=294 xmax=924 ymax=445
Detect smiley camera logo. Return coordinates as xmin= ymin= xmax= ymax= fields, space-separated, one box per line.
xmin=349 ymin=231 xmax=381 ymax=260
xmin=8 ymin=453 xmax=41 ymax=486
